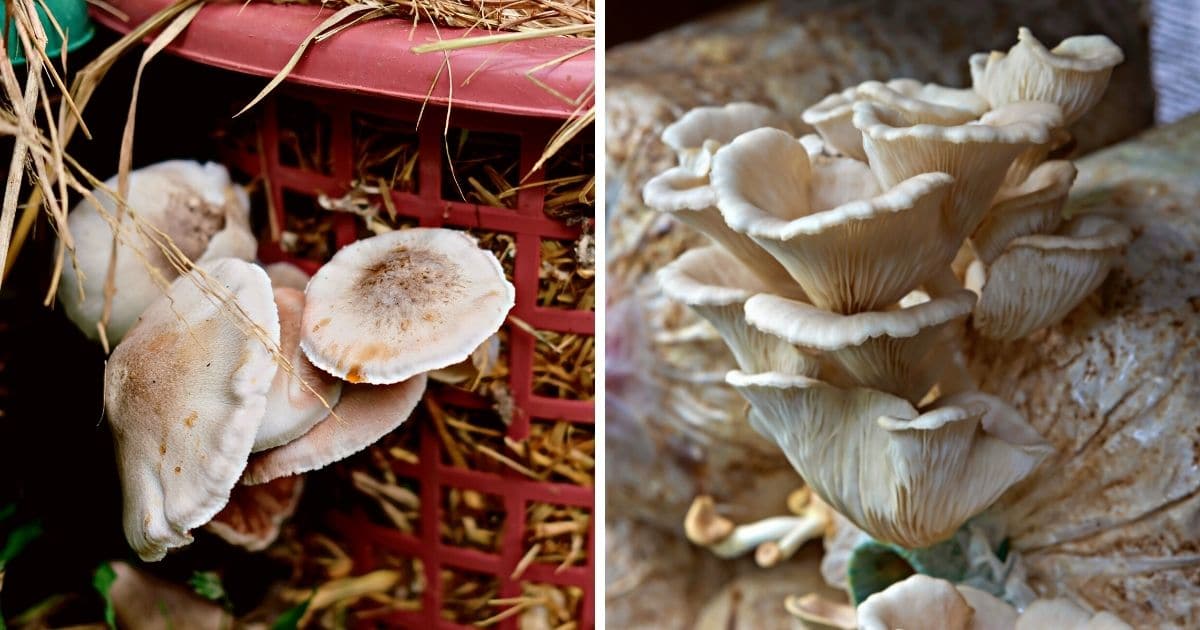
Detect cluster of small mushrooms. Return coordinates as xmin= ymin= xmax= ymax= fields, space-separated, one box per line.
xmin=644 ymin=28 xmax=1131 ymax=626
xmin=59 ymin=161 xmax=514 ymax=561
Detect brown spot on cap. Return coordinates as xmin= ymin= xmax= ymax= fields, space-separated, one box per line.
xmin=346 ymin=365 xmax=364 ymax=384
xmin=174 ymin=466 xmax=182 ymax=474
xmin=312 ymin=317 xmax=331 ymax=334
xmin=184 ymin=411 xmax=198 ymax=428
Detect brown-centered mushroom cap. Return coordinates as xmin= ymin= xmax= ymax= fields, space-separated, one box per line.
xmin=711 ymin=127 xmax=958 ymax=313
xmin=242 ymin=374 xmax=427 ymax=485
xmin=254 ymin=288 xmax=344 ymax=451
xmin=104 ymin=258 xmax=280 ymax=561
xmin=204 ymin=475 xmax=304 ymax=551
xmin=972 ymin=214 xmax=1131 ymax=340
xmin=301 ymin=228 xmax=513 ymax=385
xmin=657 ymin=245 xmax=815 ymax=375
xmin=971 ymin=28 xmax=1124 ymax=125
xmin=58 ymin=161 xmax=256 ymax=344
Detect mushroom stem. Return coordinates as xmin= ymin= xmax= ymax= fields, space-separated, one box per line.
xmin=685 ymin=494 xmax=828 ymax=560
xmin=754 ymin=512 xmax=827 ymax=567
xmin=709 ymin=516 xmax=810 ymax=559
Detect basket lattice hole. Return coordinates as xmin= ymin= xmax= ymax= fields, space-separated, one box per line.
xmin=351 ymin=111 xmax=420 ymax=194
xmin=506 ymin=582 xmax=584 ymax=628
xmin=538 ymin=237 xmax=594 ymax=311
xmin=352 ymin=451 xmax=422 ymax=537
xmin=532 ymin=331 xmax=595 ymax=401
xmin=352 ymin=552 xmax=427 ymax=620
xmin=276 ymin=94 xmax=333 ymax=175
xmin=470 ymin=231 xmax=517 ymax=283
xmin=521 ymin=502 xmax=590 ymax=571
xmin=429 ymin=402 xmax=513 ymax=474
xmin=523 ymin=420 xmax=594 ymax=486
xmin=214 ymin=106 xmax=261 ymax=157
xmin=540 ymin=122 xmax=595 ymax=225
xmin=241 ymin=181 xmax=271 ymax=241
xmin=356 ymin=214 xmax=421 ymax=241
xmin=440 ymin=485 xmax=506 ymax=554
xmin=280 ymin=189 xmax=340 ymax=263
xmin=441 ymin=128 xmax=521 ymax=209
xmin=440 ymin=567 xmax=500 ymax=624
xmin=434 ymin=329 xmax=511 ymax=402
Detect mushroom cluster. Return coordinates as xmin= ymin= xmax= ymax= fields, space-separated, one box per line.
xmin=103 ymin=228 xmax=514 ymax=561
xmin=643 ymin=27 xmax=1128 ymax=558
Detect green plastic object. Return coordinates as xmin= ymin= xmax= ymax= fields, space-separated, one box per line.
xmin=2 ymin=0 xmax=94 ymax=65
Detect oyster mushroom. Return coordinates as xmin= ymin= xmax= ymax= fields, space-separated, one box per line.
xmin=104 ymin=258 xmax=280 ymax=561
xmin=656 ymin=245 xmax=814 ymax=375
xmin=300 ymin=228 xmax=513 ymax=385
xmin=972 ymin=214 xmax=1131 ymax=340
xmin=745 ymin=290 xmax=976 ymax=403
xmin=253 ymin=288 xmax=343 ymax=452
xmin=711 ymin=127 xmax=957 ymax=313
xmin=242 ymin=375 xmax=427 ymax=485
xmin=853 ymin=100 xmax=1060 ymax=242
xmin=683 ymin=491 xmax=829 ymax=567
xmin=971 ymin=28 xmax=1124 ymax=125
xmin=1015 ymin=599 xmax=1132 ymax=630
xmin=803 ymin=79 xmax=989 ymax=162
xmin=727 ymin=372 xmax=1051 ymax=548
xmin=972 ymin=160 xmax=1077 ymax=264
xmin=58 ymin=161 xmax=256 ymax=344
xmin=661 ymin=102 xmax=792 ymax=175
xmin=205 ymin=475 xmax=304 ymax=551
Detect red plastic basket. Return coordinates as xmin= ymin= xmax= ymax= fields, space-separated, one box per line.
xmin=93 ymin=3 xmax=595 ymax=627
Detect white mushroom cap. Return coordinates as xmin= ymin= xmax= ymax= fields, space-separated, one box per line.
xmin=204 ymin=475 xmax=304 ymax=552
xmin=661 ymin=102 xmax=792 ymax=174
xmin=253 ymin=288 xmax=344 ymax=451
xmin=300 ymin=228 xmax=513 ymax=385
xmin=976 ymin=102 xmax=1070 ymax=189
xmin=972 ymin=160 xmax=1077 ymax=264
xmin=1015 ymin=598 xmax=1132 ymax=630
xmin=801 ymin=79 xmax=989 ymax=162
xmin=745 ymin=290 xmax=977 ymax=403
xmin=973 ymin=214 xmax=1131 ymax=340
xmin=785 ymin=593 xmax=857 ymax=630
xmin=854 ymin=101 xmax=1058 ymax=242
xmin=711 ymin=127 xmax=958 ymax=313
xmin=971 ymin=28 xmax=1124 ymax=125
xmin=104 ymin=258 xmax=280 ymax=561
xmin=857 ymin=575 xmax=976 ymax=630
xmin=242 ymin=374 xmax=427 ymax=485
xmin=58 ymin=161 xmax=256 ymax=344
xmin=727 ymin=372 xmax=1051 ymax=548
xmin=264 ymin=261 xmax=311 ymax=291
xmin=656 ymin=246 xmax=815 ymax=375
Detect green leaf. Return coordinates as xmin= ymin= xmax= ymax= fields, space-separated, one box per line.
xmin=0 ymin=521 xmax=42 ymax=567
xmin=188 ymin=571 xmax=232 ymax=612
xmin=92 ymin=562 xmax=118 ymax=630
xmin=271 ymin=591 xmax=315 ymax=630
xmin=0 ymin=505 xmax=15 ymax=525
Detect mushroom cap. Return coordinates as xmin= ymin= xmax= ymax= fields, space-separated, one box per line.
xmin=746 ymin=290 xmax=976 ymax=402
xmin=801 ymin=86 xmax=866 ymax=161
xmin=973 ymin=160 xmax=1077 ymax=264
xmin=854 ymin=100 xmax=1058 ymax=242
xmin=857 ymin=575 xmax=976 ymax=630
xmin=972 ymin=28 xmax=1124 ymax=124
xmin=642 ymin=166 xmax=798 ymax=291
xmin=242 ymin=374 xmax=427 ymax=485
xmin=300 ymin=228 xmax=514 ymax=385
xmin=661 ymin=102 xmax=791 ymax=173
xmin=204 ymin=475 xmax=304 ymax=552
xmin=58 ymin=161 xmax=256 ymax=344
xmin=712 ymin=127 xmax=958 ymax=312
xmin=784 ymin=593 xmax=857 ymax=630
xmin=104 ymin=258 xmax=280 ymax=561
xmin=108 ymin=561 xmax=232 ymax=630
xmin=253 ymin=288 xmax=344 ymax=451
xmin=264 ymin=261 xmax=311 ymax=291
xmin=727 ymin=372 xmax=1051 ymax=548
xmin=973 ymin=214 xmax=1131 ymax=340
xmin=1015 ymin=599 xmax=1132 ymax=630
xmin=657 ymin=246 xmax=815 ymax=375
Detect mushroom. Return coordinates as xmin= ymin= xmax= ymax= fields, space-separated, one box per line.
xmin=727 ymin=372 xmax=1051 ymax=548
xmin=970 ymin=28 xmax=1124 ymax=125
xmin=856 ymin=575 xmax=976 ymax=630
xmin=204 ymin=475 xmax=304 ymax=552
xmin=241 ymin=375 xmax=427 ymax=485
xmin=801 ymin=79 xmax=988 ymax=162
xmin=300 ymin=228 xmax=513 ymax=385
xmin=661 ymin=102 xmax=793 ymax=175
xmin=103 ymin=258 xmax=280 ymax=561
xmin=972 ymin=214 xmax=1131 ymax=340
xmin=682 ymin=491 xmax=829 ymax=566
xmin=711 ymin=127 xmax=958 ymax=312
xmin=785 ymin=593 xmax=857 ymax=630
xmin=107 ymin=561 xmax=233 ymax=630
xmin=1015 ymin=598 xmax=1132 ymax=630
xmin=745 ymin=290 xmax=977 ymax=403
xmin=58 ymin=161 xmax=256 ymax=344
xmin=264 ymin=261 xmax=311 ymax=290
xmin=656 ymin=245 xmax=815 ymax=375
xmin=972 ymin=160 xmax=1077 ymax=264
xmin=853 ymin=100 xmax=1060 ymax=242
xmin=253 ymin=288 xmax=344 ymax=451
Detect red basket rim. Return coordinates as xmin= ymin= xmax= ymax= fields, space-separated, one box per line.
xmin=90 ymin=0 xmax=595 ymax=120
